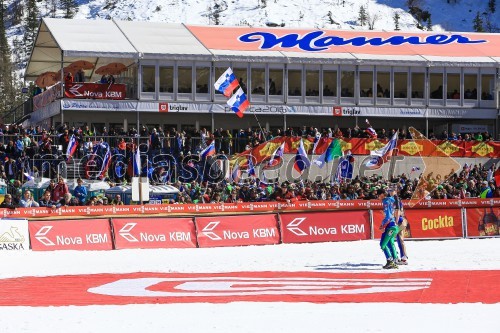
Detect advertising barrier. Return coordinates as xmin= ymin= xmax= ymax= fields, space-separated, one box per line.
xmin=64 ymin=83 xmax=126 ymax=100
xmin=373 ymin=208 xmax=463 ymax=239
xmin=195 ymin=214 xmax=280 ymax=248
xmin=465 ymin=207 xmax=500 ymax=237
xmin=29 ymin=219 xmax=113 ymax=251
xmin=0 ymin=219 xmax=30 ymax=251
xmin=112 ymin=217 xmax=197 ymax=249
xmin=280 ymin=211 xmax=370 ymax=244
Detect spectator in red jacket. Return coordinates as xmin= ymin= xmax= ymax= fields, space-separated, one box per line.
xmin=52 ymin=176 xmax=69 ymax=202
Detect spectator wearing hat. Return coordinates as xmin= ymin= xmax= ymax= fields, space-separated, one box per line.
xmin=480 ymin=180 xmax=493 ymax=198
xmin=0 ymin=194 xmax=16 ymax=209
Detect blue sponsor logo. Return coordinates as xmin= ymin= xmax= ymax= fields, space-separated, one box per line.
xmin=238 ymin=31 xmax=487 ymax=52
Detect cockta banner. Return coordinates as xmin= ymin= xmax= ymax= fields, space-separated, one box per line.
xmin=373 ymin=208 xmax=463 ymax=239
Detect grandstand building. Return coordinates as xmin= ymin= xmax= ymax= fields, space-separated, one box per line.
xmin=25 ymin=18 xmax=500 ymax=137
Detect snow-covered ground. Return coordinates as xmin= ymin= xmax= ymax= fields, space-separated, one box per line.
xmin=0 ymin=238 xmax=499 ymax=332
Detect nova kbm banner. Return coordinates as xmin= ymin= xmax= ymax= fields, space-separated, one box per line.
xmin=465 ymin=207 xmax=500 ymax=237
xmin=373 ymin=209 xmax=463 ymax=239
xmin=29 ymin=219 xmax=113 ymax=251
xmin=195 ymin=214 xmax=280 ymax=248
xmin=280 ymin=211 xmax=370 ymax=244
xmin=112 ymin=218 xmax=197 ymax=249
xmin=0 ymin=219 xmax=30 ymax=251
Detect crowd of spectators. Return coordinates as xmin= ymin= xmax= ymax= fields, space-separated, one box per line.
xmin=0 ymin=122 xmax=497 ymax=209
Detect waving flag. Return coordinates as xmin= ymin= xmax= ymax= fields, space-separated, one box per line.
xmin=365 ymin=132 xmax=398 ymax=170
xmin=247 ymin=154 xmax=256 ymax=177
xmin=96 ymin=142 xmax=111 ymax=179
xmin=133 ymin=147 xmax=141 ymax=176
xmin=227 ymin=87 xmax=250 ymax=118
xmin=294 ymin=139 xmax=311 ymax=174
xmin=365 ymin=119 xmax=377 ymax=138
xmin=214 ymin=67 xmax=239 ymax=97
xmin=200 ymin=141 xmax=216 ymax=159
xmin=313 ymin=138 xmax=343 ymax=169
xmin=265 ymin=142 xmax=285 ymax=169
xmin=66 ymin=134 xmax=78 ymax=161
xmin=231 ymin=163 xmax=241 ymax=183
xmin=334 ymin=152 xmax=354 ymax=182
xmin=311 ymin=132 xmax=322 ymax=154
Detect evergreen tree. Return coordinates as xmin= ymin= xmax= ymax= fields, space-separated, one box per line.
xmin=358 ymin=6 xmax=368 ymax=26
xmin=60 ymin=0 xmax=78 ymax=18
xmin=393 ymin=12 xmax=400 ymax=30
xmin=473 ymin=11 xmax=484 ymax=32
xmin=426 ymin=14 xmax=432 ymax=31
xmin=488 ymin=0 xmax=496 ymax=13
xmin=23 ymin=0 xmax=40 ymax=62
xmin=0 ymin=0 xmax=15 ymax=116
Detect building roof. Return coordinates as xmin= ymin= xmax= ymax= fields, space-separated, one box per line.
xmin=25 ymin=18 xmax=500 ymax=81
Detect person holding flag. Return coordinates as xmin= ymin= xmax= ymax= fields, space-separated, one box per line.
xmin=214 ymin=67 xmax=240 ymax=97
xmin=365 ymin=131 xmax=398 ymax=170
xmin=313 ymin=138 xmax=343 ymax=169
xmin=365 ymin=119 xmax=377 ymax=138
xmin=265 ymin=142 xmax=285 ymax=169
xmin=294 ymin=139 xmax=311 ymax=175
xmin=200 ymin=141 xmax=216 ymax=159
xmin=66 ymin=134 xmax=78 ymax=161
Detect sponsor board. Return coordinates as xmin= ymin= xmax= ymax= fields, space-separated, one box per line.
xmin=29 ymin=219 xmax=113 ymax=251
xmin=373 ymin=208 xmax=463 ymax=239
xmin=64 ymin=83 xmax=126 ymax=100
xmin=0 ymin=271 xmax=498 ymax=305
xmin=465 ymin=207 xmax=500 ymax=237
xmin=280 ymin=211 xmax=370 ymax=243
xmin=195 ymin=214 xmax=280 ymax=247
xmin=112 ymin=218 xmax=197 ymax=249
xmin=0 ymin=219 xmax=29 ymax=251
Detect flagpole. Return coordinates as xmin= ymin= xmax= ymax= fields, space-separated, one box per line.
xmin=252 ymin=110 xmax=266 ymax=142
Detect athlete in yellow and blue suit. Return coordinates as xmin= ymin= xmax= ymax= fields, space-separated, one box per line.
xmin=378 ymin=188 xmax=400 ymax=269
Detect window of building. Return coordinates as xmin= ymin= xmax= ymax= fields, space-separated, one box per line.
xmin=233 ymin=67 xmax=248 ymax=93
xmin=411 ymin=72 xmax=425 ymax=98
xmin=251 ymin=67 xmax=265 ymax=95
xmin=481 ymin=74 xmax=495 ymax=100
xmin=340 ymin=70 xmax=354 ymax=97
xmin=376 ymin=71 xmax=390 ymax=98
xmin=446 ymin=73 xmax=460 ymax=99
xmin=178 ymin=66 xmax=192 ymax=93
xmin=215 ymin=66 xmax=229 ymax=95
xmin=159 ymin=67 xmax=173 ymax=93
xmin=196 ymin=66 xmax=210 ymax=93
xmin=269 ymin=68 xmax=283 ymax=95
xmin=464 ymin=73 xmax=477 ymax=99
xmin=359 ymin=70 xmax=373 ymax=97
xmin=305 ymin=68 xmax=320 ymax=96
xmin=394 ymin=71 xmax=408 ymax=98
xmin=288 ymin=69 xmax=302 ymax=96
xmin=323 ymin=69 xmax=337 ymax=97
xmin=142 ymin=66 xmax=155 ymax=93
xmin=429 ymin=72 xmax=443 ymax=99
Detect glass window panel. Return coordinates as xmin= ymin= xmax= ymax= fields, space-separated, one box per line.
xmin=215 ymin=67 xmax=228 ymax=95
xmin=323 ymin=70 xmax=337 ymax=97
xmin=305 ymin=69 xmax=319 ymax=96
xmin=269 ymin=68 xmax=283 ymax=95
xmin=447 ymin=73 xmax=460 ymax=99
xmin=464 ymin=74 xmax=477 ymax=99
xmin=251 ymin=68 xmax=265 ymax=95
xmin=411 ymin=72 xmax=424 ymax=98
xmin=340 ymin=70 xmax=354 ymax=97
xmin=394 ymin=72 xmax=407 ymax=98
xmin=178 ymin=67 xmax=192 ymax=93
xmin=481 ymin=74 xmax=494 ymax=100
xmin=359 ymin=71 xmax=373 ymax=97
xmin=159 ymin=67 xmax=173 ymax=93
xmin=377 ymin=72 xmax=390 ymax=98
xmin=196 ymin=67 xmax=210 ymax=93
xmin=429 ymin=73 xmax=443 ymax=99
xmin=288 ymin=69 xmax=302 ymax=96
xmin=233 ymin=67 xmax=248 ymax=93
xmin=142 ymin=66 xmax=155 ymax=93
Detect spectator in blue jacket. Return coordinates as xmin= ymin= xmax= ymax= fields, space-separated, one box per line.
xmin=73 ymin=178 xmax=87 ymax=204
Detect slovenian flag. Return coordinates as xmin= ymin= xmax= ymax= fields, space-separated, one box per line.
xmin=133 ymin=147 xmax=141 ymax=176
xmin=214 ymin=67 xmax=239 ymax=97
xmin=313 ymin=138 xmax=343 ymax=169
xmin=365 ymin=132 xmax=398 ymax=170
xmin=265 ymin=142 xmax=285 ymax=169
xmin=231 ymin=163 xmax=241 ymax=183
xmin=365 ymin=119 xmax=377 ymax=138
xmin=247 ymin=154 xmax=256 ymax=177
xmin=294 ymin=139 xmax=311 ymax=174
xmin=200 ymin=141 xmax=216 ymax=159
xmin=66 ymin=134 xmax=78 ymax=161
xmin=227 ymin=87 xmax=250 ymax=118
